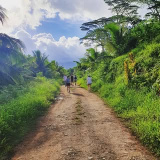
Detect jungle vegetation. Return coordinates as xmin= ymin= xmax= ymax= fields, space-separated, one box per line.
xmin=75 ymin=0 xmax=160 ymax=156
xmin=0 ymin=5 xmax=66 ymax=159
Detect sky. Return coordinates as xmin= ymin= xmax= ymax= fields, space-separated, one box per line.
xmin=0 ymin=0 xmax=147 ymax=68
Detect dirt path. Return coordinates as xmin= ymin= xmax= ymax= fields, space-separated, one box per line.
xmin=12 ymin=86 xmax=156 ymax=160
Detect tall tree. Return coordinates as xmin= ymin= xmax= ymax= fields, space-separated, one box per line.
xmin=33 ymin=50 xmax=48 ymax=75
xmin=104 ymin=23 xmax=129 ymax=55
xmin=104 ymin=0 xmax=140 ymax=26
xmin=0 ymin=5 xmax=7 ymax=24
xmin=86 ymin=48 xmax=99 ymax=63
xmin=137 ymin=0 xmax=160 ymax=20
xmin=0 ymin=33 xmax=26 ymax=85
xmin=80 ymin=18 xmax=111 ymax=51
xmin=127 ymin=0 xmax=160 ymax=20
xmin=0 ymin=6 xmax=30 ymax=85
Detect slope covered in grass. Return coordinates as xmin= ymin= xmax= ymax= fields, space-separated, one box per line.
xmin=77 ymin=41 xmax=160 ymax=156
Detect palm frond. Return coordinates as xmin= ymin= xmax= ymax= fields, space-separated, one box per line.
xmin=0 ymin=33 xmax=25 ymax=53
xmin=0 ymin=5 xmax=7 ymax=24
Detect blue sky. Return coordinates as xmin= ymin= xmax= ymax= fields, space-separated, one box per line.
xmin=0 ymin=0 xmax=146 ymax=68
xmin=36 ymin=16 xmax=85 ymax=41
xmin=0 ymin=0 xmax=112 ymax=68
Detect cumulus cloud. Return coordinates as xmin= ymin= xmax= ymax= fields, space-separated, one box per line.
xmin=15 ymin=30 xmax=36 ymax=54
xmin=0 ymin=0 xmax=57 ymax=33
xmin=0 ymin=0 xmax=148 ymax=34
xmin=49 ymin=0 xmax=111 ymax=21
xmin=0 ymin=0 xmax=111 ymax=34
xmin=0 ymin=0 xmax=147 ymax=68
xmin=15 ymin=30 xmax=86 ymax=68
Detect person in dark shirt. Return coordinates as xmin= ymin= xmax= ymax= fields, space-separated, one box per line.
xmin=66 ymin=76 xmax=71 ymax=93
xmin=63 ymin=75 xmax=67 ymax=87
xmin=71 ymin=75 xmax=74 ymax=86
xmin=74 ymin=75 xmax=77 ymax=86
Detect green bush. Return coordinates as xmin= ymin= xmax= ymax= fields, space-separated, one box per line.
xmin=75 ymin=24 xmax=160 ymax=155
xmin=0 ymin=77 xmax=60 ymax=159
xmin=77 ymin=77 xmax=87 ymax=89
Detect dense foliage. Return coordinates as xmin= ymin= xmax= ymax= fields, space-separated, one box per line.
xmin=75 ymin=0 xmax=160 ymax=156
xmin=0 ymin=5 xmax=66 ymax=159
xmin=0 ymin=77 xmax=60 ymax=159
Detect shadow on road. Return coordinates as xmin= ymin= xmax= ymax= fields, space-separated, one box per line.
xmin=71 ymin=93 xmax=84 ymax=97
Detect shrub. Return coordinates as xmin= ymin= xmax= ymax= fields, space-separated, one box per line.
xmin=0 ymin=77 xmax=60 ymax=159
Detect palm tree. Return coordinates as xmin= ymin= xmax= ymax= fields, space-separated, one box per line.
xmin=0 ymin=33 xmax=25 ymax=55
xmin=86 ymin=48 xmax=99 ymax=63
xmin=0 ymin=6 xmax=27 ymax=85
xmin=33 ymin=50 xmax=48 ymax=75
xmin=104 ymin=23 xmax=127 ymax=56
xmin=0 ymin=5 xmax=7 ymax=24
xmin=0 ymin=5 xmax=25 ymax=59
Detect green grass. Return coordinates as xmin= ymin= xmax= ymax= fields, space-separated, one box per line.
xmin=101 ymin=85 xmax=160 ymax=156
xmin=0 ymin=77 xmax=60 ymax=159
xmin=75 ymin=26 xmax=160 ymax=158
xmin=0 ymin=84 xmax=30 ymax=105
xmin=78 ymin=77 xmax=160 ymax=156
xmin=73 ymin=98 xmax=84 ymax=125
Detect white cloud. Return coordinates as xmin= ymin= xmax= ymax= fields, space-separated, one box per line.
xmin=49 ymin=0 xmax=111 ymax=21
xmin=15 ymin=30 xmax=36 ymax=54
xmin=0 ymin=0 xmax=111 ymax=34
xmin=0 ymin=0 xmax=149 ymax=34
xmin=15 ymin=30 xmax=86 ymax=68
xmin=0 ymin=0 xmax=56 ymax=33
xmin=0 ymin=0 xmax=148 ymax=68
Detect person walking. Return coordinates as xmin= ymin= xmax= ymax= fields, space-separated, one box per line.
xmin=87 ymin=75 xmax=92 ymax=91
xmin=66 ymin=76 xmax=71 ymax=93
xmin=71 ymin=74 xmax=74 ymax=86
xmin=63 ymin=75 xmax=67 ymax=87
xmin=74 ymin=75 xmax=77 ymax=86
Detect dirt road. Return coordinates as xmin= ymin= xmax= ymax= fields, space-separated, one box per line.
xmin=12 ymin=86 xmax=156 ymax=160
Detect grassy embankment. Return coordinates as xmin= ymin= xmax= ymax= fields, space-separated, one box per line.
xmin=77 ymin=42 xmax=160 ymax=156
xmin=0 ymin=77 xmax=60 ymax=159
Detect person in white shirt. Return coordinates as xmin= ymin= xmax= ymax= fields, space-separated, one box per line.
xmin=87 ymin=76 xmax=92 ymax=91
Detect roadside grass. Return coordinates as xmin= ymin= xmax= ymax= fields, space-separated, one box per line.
xmin=78 ymin=78 xmax=160 ymax=156
xmin=100 ymin=84 xmax=160 ymax=156
xmin=0 ymin=83 xmax=31 ymax=105
xmin=73 ymin=98 xmax=84 ymax=125
xmin=0 ymin=77 xmax=60 ymax=159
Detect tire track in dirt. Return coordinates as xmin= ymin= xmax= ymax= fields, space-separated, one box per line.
xmin=12 ymin=86 xmax=156 ymax=160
